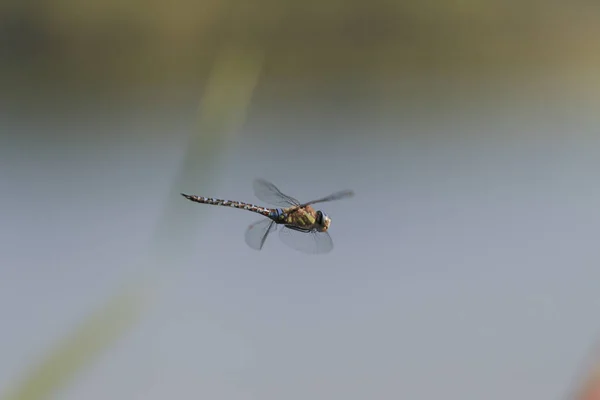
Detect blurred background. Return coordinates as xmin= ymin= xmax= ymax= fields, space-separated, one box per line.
xmin=2 ymin=1 xmax=600 ymax=399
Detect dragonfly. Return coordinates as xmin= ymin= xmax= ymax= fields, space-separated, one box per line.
xmin=181 ymin=179 xmax=354 ymax=254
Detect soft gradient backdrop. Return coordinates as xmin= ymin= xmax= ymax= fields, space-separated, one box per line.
xmin=2 ymin=1 xmax=600 ymax=399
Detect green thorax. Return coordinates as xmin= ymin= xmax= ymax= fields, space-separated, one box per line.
xmin=279 ymin=205 xmax=318 ymax=229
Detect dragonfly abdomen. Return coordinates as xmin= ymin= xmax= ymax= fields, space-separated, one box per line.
xmin=181 ymin=194 xmax=271 ymax=217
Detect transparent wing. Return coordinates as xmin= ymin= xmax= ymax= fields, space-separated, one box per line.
xmin=302 ymin=189 xmax=354 ymax=207
xmin=279 ymin=226 xmax=333 ymax=254
xmin=245 ymin=219 xmax=277 ymax=251
xmin=253 ymin=179 xmax=300 ymax=207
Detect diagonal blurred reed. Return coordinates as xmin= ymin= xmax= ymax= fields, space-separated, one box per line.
xmin=1 ymin=44 xmax=264 ymax=400
xmin=2 ymin=291 xmax=145 ymax=400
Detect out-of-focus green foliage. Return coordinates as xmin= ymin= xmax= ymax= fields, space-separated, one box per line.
xmin=1 ymin=37 xmax=264 ymax=400
xmin=2 ymin=290 xmax=145 ymax=400
xmin=152 ymin=43 xmax=265 ymax=253
xmin=2 ymin=0 xmax=599 ymax=93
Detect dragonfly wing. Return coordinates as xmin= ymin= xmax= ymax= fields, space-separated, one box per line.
xmin=253 ymin=179 xmax=301 ymax=207
xmin=279 ymin=226 xmax=333 ymax=254
xmin=245 ymin=219 xmax=277 ymax=251
xmin=302 ymin=189 xmax=354 ymax=207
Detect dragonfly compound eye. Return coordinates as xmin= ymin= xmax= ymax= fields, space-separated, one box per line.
xmin=318 ymin=212 xmax=331 ymax=230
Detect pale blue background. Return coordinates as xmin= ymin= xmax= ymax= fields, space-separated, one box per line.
xmin=1 ymin=77 xmax=600 ymax=399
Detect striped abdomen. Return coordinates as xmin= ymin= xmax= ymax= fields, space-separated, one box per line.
xmin=181 ymin=193 xmax=272 ymax=217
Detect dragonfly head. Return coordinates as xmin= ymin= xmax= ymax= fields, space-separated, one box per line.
xmin=316 ymin=210 xmax=331 ymax=232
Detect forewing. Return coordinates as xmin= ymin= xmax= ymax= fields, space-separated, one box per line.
xmin=302 ymin=189 xmax=354 ymax=207
xmin=245 ymin=219 xmax=277 ymax=251
xmin=279 ymin=226 xmax=333 ymax=254
xmin=253 ymin=179 xmax=300 ymax=207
